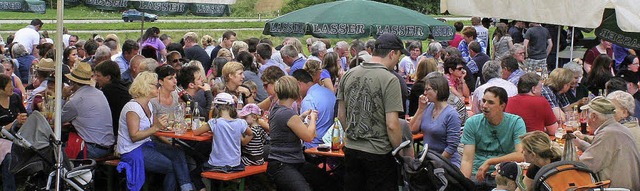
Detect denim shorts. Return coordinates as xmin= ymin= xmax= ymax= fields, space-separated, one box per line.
xmin=203 ymin=162 xmax=245 ymax=173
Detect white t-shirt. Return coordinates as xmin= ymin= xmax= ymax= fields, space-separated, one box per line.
xmin=398 ymin=56 xmax=417 ymax=76
xmin=117 ymin=101 xmax=153 ymax=154
xmin=13 ymin=26 xmax=40 ymax=54
xmin=474 ymin=25 xmax=489 ymax=50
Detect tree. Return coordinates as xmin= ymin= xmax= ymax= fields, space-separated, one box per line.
xmin=281 ymin=0 xmax=440 ymax=14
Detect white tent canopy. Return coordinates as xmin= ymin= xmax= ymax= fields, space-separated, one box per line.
xmin=441 ymin=0 xmax=640 ymax=32
xmin=127 ymin=0 xmax=236 ymax=4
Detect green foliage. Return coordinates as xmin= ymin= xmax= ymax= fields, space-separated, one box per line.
xmin=0 ymin=22 xmax=265 ymax=31
xmin=229 ymin=0 xmax=258 ymax=17
xmin=281 ymin=0 xmax=333 ymax=14
xmin=281 ymin=0 xmax=440 ymax=14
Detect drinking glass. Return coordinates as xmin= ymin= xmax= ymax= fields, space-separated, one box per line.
xmin=174 ymin=120 xmax=186 ymax=135
xmin=555 ymin=128 xmax=566 ymax=144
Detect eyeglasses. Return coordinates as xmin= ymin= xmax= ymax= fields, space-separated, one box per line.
xmin=153 ymin=83 xmax=161 ymax=88
xmin=424 ymin=87 xmax=433 ymax=92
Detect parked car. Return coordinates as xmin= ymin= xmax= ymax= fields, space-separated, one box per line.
xmin=122 ymin=9 xmax=158 ymax=22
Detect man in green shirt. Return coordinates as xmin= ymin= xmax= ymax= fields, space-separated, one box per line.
xmin=337 ymin=33 xmax=407 ymax=191
xmin=460 ymin=86 xmax=526 ymax=191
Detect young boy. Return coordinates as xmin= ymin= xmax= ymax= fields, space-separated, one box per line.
xmin=238 ymin=104 xmax=268 ymax=166
xmin=494 ymin=161 xmax=521 ymax=191
xmin=242 ymin=81 xmax=258 ymax=102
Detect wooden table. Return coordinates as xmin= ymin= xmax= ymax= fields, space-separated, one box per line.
xmin=412 ymin=133 xmax=424 ymax=141
xmin=305 ymin=147 xmax=345 ymax=158
xmin=154 ymin=130 xmax=213 ymax=142
xmin=305 ymin=147 xmax=345 ymax=172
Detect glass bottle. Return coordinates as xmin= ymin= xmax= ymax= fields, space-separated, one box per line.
xmin=331 ymin=118 xmax=343 ymax=152
xmin=192 ymin=102 xmax=200 ymax=130
xmin=184 ymin=101 xmax=192 ymax=128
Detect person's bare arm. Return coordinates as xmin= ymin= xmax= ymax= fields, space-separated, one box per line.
xmin=460 ymin=80 xmax=470 ymax=98
xmin=241 ymin=126 xmax=254 ymax=146
xmin=127 ymin=111 xmax=165 ymax=142
xmin=288 ymin=112 xmax=317 ymax=142
xmin=523 ymin=39 xmax=530 ymax=58
xmin=258 ymin=96 xmax=273 ymax=111
xmin=545 ymin=122 xmax=559 ymax=136
xmin=409 ymin=95 xmax=428 ymax=134
xmin=320 ymin=78 xmax=335 ymax=93
xmin=338 ymin=100 xmax=346 ymax=133
xmin=460 ymin=144 xmax=476 ymax=178
xmin=475 ymin=143 xmax=525 ymax=182
xmin=193 ymin=122 xmax=211 ymax=135
xmin=546 ymin=39 xmax=553 ymax=56
xmin=386 ymin=112 xmax=402 ymax=148
xmin=257 ymin=118 xmax=269 ymax=132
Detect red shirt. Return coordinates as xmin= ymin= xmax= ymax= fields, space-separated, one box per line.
xmin=505 ymin=94 xmax=557 ymax=132
xmin=449 ymin=33 xmax=463 ymax=48
xmin=584 ymin=46 xmax=614 ymax=66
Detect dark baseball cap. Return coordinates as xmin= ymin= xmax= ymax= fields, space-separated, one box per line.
xmin=617 ymin=70 xmax=638 ymax=84
xmin=497 ymin=161 xmax=519 ymax=181
xmin=375 ymin=33 xmax=410 ymax=56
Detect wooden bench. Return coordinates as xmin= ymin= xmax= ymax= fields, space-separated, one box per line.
xmin=99 ymin=159 xmax=120 ymax=191
xmin=201 ymin=163 xmax=268 ymax=191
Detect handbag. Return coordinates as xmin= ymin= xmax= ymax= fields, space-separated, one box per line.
xmin=64 ymin=131 xmax=86 ymax=159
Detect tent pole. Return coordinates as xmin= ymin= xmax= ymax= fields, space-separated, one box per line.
xmin=570 ymin=27 xmax=575 ymax=60
xmin=54 ymin=0 xmax=64 ymax=190
xmin=141 ymin=11 xmax=145 ymax=37
xmin=556 ymin=25 xmax=561 ymax=69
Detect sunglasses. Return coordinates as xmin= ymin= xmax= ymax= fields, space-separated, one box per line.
xmin=455 ymin=67 xmax=464 ymax=71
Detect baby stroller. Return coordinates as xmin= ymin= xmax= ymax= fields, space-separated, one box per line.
xmin=1 ymin=111 xmax=96 ymax=191
xmin=393 ymin=140 xmax=475 ymax=191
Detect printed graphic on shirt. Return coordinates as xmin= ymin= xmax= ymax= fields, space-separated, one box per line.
xmin=344 ymin=76 xmax=386 ymax=141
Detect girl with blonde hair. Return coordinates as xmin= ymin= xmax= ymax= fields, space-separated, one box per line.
xmin=519 ymin=131 xmax=562 ymax=191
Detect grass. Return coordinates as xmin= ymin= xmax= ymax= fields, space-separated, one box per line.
xmin=0 ymin=3 xmax=276 ymax=20
xmin=0 ymin=21 xmax=265 ymax=31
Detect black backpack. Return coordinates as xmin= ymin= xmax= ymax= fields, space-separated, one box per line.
xmin=398 ymin=149 xmax=475 ymax=191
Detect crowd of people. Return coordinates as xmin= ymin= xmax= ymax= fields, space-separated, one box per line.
xmin=0 ymin=16 xmax=639 ymax=191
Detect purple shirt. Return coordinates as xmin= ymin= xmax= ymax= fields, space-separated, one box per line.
xmin=141 ymin=37 xmax=166 ymax=52
xmin=419 ymin=104 xmax=461 ymax=167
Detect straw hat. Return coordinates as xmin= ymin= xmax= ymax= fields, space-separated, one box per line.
xmin=35 ymin=58 xmax=55 ymax=72
xmin=65 ymin=62 xmax=93 ymax=85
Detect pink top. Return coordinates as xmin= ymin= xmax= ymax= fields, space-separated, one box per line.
xmin=445 ymin=74 xmax=461 ymax=90
xmin=449 ymin=33 xmax=463 ymax=48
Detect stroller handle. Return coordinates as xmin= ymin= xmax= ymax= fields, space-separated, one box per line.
xmin=392 ymin=140 xmax=411 ymax=156
xmin=1 ymin=128 xmax=16 ymax=140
